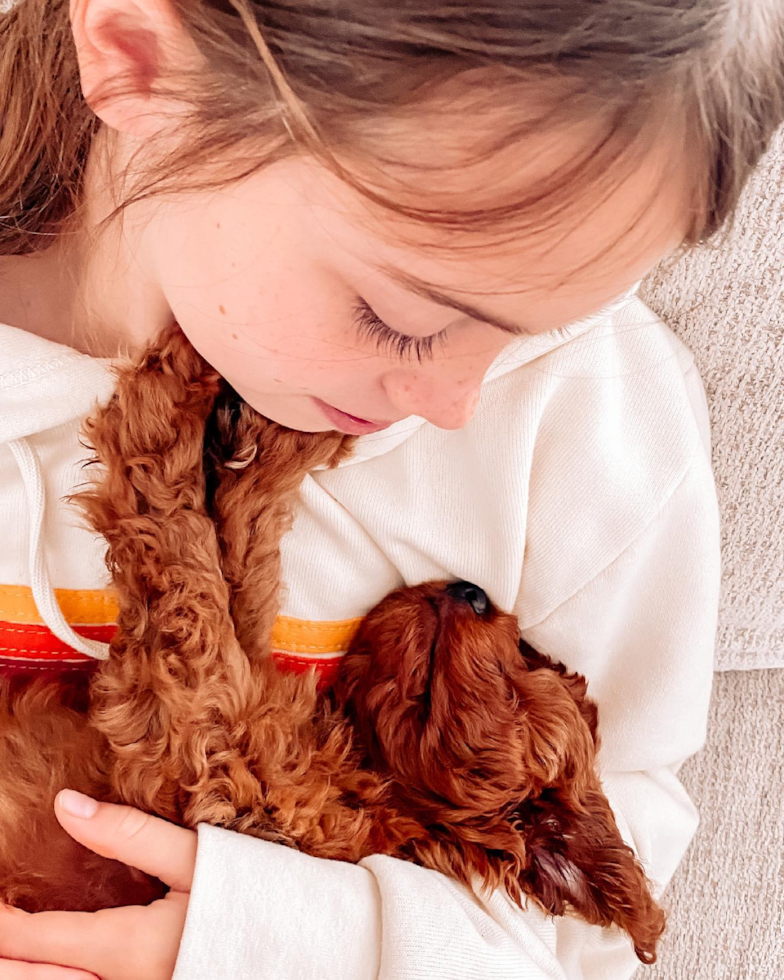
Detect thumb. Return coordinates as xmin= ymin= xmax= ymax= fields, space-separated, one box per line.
xmin=55 ymin=790 xmax=197 ymax=892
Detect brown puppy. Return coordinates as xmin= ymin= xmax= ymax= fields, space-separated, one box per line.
xmin=0 ymin=328 xmax=665 ymax=965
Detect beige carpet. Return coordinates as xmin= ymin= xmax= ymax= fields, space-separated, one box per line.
xmin=645 ymin=669 xmax=784 ymax=979
xmin=637 ymin=127 xmax=784 ymax=979
xmin=639 ymin=129 xmax=784 ymax=673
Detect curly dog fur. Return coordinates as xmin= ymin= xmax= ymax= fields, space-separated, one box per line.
xmin=0 ymin=328 xmax=666 ymax=965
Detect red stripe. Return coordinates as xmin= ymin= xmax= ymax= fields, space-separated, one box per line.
xmin=0 ymin=621 xmax=116 ymax=660
xmin=271 ymin=652 xmax=341 ymax=688
xmin=0 ymin=622 xmax=342 ymax=687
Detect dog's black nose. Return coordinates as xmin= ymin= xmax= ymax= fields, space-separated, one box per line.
xmin=445 ymin=581 xmax=489 ymax=616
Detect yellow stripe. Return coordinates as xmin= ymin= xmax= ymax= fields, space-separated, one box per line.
xmin=0 ymin=585 xmax=361 ymax=653
xmin=0 ymin=585 xmax=119 ymax=625
xmin=270 ymin=616 xmax=362 ymax=654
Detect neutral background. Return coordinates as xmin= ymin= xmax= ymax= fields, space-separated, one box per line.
xmin=646 ymin=670 xmax=784 ymax=979
xmin=638 ymin=129 xmax=783 ymax=979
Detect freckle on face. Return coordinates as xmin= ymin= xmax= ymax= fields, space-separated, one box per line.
xmin=231 ymin=332 xmax=238 ymax=340
xmin=219 ymin=305 xmax=226 ymax=315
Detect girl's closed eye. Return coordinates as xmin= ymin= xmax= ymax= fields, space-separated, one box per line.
xmin=354 ymin=298 xmax=449 ymax=363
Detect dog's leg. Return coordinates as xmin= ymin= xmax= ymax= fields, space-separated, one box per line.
xmin=204 ymin=391 xmax=351 ymax=660
xmin=83 ymin=336 xmax=409 ymax=862
xmin=192 ymin=397 xmax=402 ymax=857
xmin=80 ymin=327 xmax=255 ymax=822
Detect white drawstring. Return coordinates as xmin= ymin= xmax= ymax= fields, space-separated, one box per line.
xmin=7 ymin=438 xmax=110 ymax=661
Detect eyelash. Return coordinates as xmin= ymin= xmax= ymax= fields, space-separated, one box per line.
xmin=353 ymin=299 xmax=447 ymax=363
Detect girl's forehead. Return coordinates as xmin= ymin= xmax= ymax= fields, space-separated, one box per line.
xmin=290 ymin=133 xmax=690 ymax=328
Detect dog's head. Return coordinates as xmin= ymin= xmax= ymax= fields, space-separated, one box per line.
xmin=335 ymin=581 xmax=665 ymax=964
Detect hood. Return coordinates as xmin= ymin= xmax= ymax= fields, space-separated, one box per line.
xmin=1 ymin=326 xmax=117 ymax=661
xmin=329 ymin=283 xmax=642 ymax=467
xmin=0 ymin=326 xmax=117 ymax=442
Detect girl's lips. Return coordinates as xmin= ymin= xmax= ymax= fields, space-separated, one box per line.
xmin=312 ymin=398 xmax=393 ymax=435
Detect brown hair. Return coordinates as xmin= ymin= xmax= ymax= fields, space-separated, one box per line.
xmin=1 ymin=0 xmax=783 ymax=257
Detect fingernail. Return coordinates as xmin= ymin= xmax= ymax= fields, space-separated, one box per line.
xmin=58 ymin=789 xmax=100 ymax=818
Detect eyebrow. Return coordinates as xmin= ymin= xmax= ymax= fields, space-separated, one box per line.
xmin=374 ymin=262 xmax=538 ymax=336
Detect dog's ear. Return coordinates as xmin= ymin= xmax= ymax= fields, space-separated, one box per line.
xmin=518 ymin=639 xmax=599 ymax=745
xmin=512 ymin=786 xmax=666 ymax=965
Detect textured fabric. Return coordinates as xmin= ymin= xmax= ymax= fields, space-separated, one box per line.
xmin=646 ymin=669 xmax=784 ymax=980
xmin=1 ymin=307 xmax=721 ymax=978
xmin=6 ymin=438 xmax=109 ymax=659
xmin=640 ymin=128 xmax=784 ymax=672
xmin=177 ymin=825 xmax=566 ymax=980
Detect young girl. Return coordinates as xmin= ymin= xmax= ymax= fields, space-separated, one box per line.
xmin=0 ymin=0 xmax=782 ymax=977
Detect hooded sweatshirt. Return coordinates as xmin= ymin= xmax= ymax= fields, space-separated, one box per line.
xmin=0 ymin=290 xmax=720 ymax=979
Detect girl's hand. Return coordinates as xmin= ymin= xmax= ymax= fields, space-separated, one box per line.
xmin=0 ymin=792 xmax=196 ymax=980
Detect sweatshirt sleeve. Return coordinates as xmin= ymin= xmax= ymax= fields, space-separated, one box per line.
xmin=172 ymin=823 xmax=566 ymax=980
xmin=518 ymin=364 xmax=721 ymax=978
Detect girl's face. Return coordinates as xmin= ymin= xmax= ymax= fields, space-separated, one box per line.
xmin=70 ymin=1 xmax=692 ymax=435
xmin=132 ymin=141 xmax=688 ymax=434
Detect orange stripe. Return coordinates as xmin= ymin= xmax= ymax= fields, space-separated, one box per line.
xmin=0 ymin=586 xmax=361 ymax=656
xmin=270 ymin=615 xmax=361 ymax=654
xmin=0 ymin=585 xmax=118 ymax=626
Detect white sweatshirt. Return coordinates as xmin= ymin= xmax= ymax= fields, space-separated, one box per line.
xmin=0 ymin=290 xmax=720 ymax=979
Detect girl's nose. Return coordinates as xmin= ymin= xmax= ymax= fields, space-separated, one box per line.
xmin=383 ymin=367 xmax=485 ymax=430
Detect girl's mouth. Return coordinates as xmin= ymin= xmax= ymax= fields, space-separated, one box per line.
xmin=312 ymin=398 xmax=394 ymax=435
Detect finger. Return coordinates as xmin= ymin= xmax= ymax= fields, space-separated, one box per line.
xmin=0 ymin=895 xmax=187 ymax=980
xmin=0 ymin=907 xmax=109 ymax=974
xmin=55 ymin=790 xmax=197 ymax=891
xmin=0 ymin=954 xmax=98 ymax=979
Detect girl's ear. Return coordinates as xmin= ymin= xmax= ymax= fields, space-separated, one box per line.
xmin=70 ymin=0 xmax=202 ymax=138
